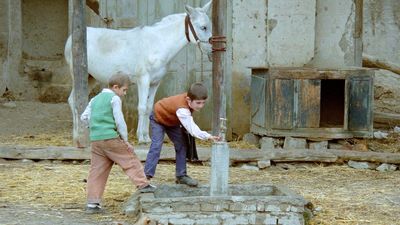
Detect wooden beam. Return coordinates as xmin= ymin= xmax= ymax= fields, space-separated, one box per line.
xmin=86 ymin=0 xmax=99 ymax=15
xmin=262 ymin=148 xmax=400 ymax=164
xmin=374 ymin=111 xmax=400 ymax=128
xmin=2 ymin=146 xmax=400 ymax=164
xmin=363 ymin=54 xmax=400 ymax=75
xmin=0 ymin=146 xmax=90 ymax=160
xmin=71 ymin=0 xmax=89 ymax=147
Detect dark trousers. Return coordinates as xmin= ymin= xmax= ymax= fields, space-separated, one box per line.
xmin=144 ymin=112 xmax=187 ymax=177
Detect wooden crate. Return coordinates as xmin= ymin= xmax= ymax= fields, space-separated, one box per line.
xmin=250 ymin=67 xmax=374 ymax=139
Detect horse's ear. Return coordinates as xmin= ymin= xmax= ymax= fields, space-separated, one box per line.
xmin=201 ymin=1 xmax=212 ymax=13
xmin=185 ymin=5 xmax=195 ymax=15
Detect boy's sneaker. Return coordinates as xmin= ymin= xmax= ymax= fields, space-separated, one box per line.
xmin=176 ymin=175 xmax=198 ymax=187
xmin=139 ymin=184 xmax=156 ymax=193
xmin=85 ymin=203 xmax=104 ymax=214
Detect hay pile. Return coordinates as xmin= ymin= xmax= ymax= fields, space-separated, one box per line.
xmin=0 ymin=162 xmax=399 ymax=224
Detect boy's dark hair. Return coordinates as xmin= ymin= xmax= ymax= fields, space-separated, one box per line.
xmin=108 ymin=72 xmax=131 ymax=88
xmin=187 ymin=82 xmax=208 ymax=100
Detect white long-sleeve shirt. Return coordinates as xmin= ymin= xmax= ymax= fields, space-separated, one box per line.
xmin=80 ymin=89 xmax=128 ymax=141
xmin=176 ymin=108 xmax=211 ymax=140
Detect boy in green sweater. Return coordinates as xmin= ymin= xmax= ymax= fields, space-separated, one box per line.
xmin=81 ymin=72 xmax=155 ymax=214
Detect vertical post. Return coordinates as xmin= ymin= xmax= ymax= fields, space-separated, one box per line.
xmin=210 ymin=118 xmax=229 ymax=196
xmin=4 ymin=0 xmax=22 ymax=97
xmin=210 ymin=0 xmax=229 ymax=197
xmin=71 ymin=0 xmax=89 ymax=147
xmin=211 ymin=0 xmax=227 ymax=135
xmin=354 ymin=0 xmax=363 ymax=67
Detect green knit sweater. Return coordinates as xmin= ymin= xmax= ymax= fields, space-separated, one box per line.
xmin=89 ymin=92 xmax=119 ymax=141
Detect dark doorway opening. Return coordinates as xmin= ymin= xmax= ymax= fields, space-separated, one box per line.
xmin=320 ymin=79 xmax=345 ymax=127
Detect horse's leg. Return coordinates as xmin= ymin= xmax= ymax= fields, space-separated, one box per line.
xmin=136 ymin=75 xmax=151 ymax=144
xmin=143 ymin=82 xmax=161 ymax=143
xmin=68 ymin=87 xmax=80 ymax=146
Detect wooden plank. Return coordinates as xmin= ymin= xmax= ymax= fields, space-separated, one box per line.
xmin=2 ymin=146 xmax=400 ymax=164
xmin=250 ymin=75 xmax=266 ymax=128
xmin=266 ymin=69 xmax=374 ymax=80
xmin=374 ymin=111 xmax=400 ymax=128
xmin=348 ymin=77 xmax=372 ymax=131
xmin=263 ymin=148 xmax=400 ymax=164
xmin=363 ymin=54 xmax=400 ymax=75
xmin=271 ymin=79 xmax=294 ymax=129
xmin=297 ymin=80 xmax=321 ymax=128
xmin=257 ymin=126 xmax=373 ymax=139
xmin=0 ymin=146 xmax=91 ymax=160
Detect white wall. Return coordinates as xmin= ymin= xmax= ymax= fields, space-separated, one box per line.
xmin=267 ymin=0 xmax=316 ymax=67
xmin=310 ymin=0 xmax=358 ymax=68
xmin=231 ymin=0 xmax=268 ymax=136
xmin=363 ymin=0 xmax=400 ymax=65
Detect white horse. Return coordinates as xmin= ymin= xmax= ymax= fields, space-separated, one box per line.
xmin=65 ymin=1 xmax=212 ymax=144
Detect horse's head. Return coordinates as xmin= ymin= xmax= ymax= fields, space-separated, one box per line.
xmin=185 ymin=1 xmax=213 ymax=60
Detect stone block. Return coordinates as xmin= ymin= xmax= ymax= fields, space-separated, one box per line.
xmin=218 ymin=212 xmax=235 ymax=220
xmin=260 ymin=137 xmax=275 ymax=150
xmin=225 ymin=215 xmax=249 ymax=224
xmin=168 ymin=218 xmax=195 ymax=225
xmin=278 ymin=214 xmax=303 ymax=225
xmin=265 ymin=205 xmax=281 ymax=212
xmin=257 ymin=203 xmax=265 ymax=212
xmin=172 ymin=203 xmax=200 ymax=212
xmin=376 ymin=163 xmax=398 ymax=172
xmin=247 ymin=214 xmax=257 ymax=224
xmin=264 ymin=216 xmax=280 ymax=225
xmin=309 ymin=141 xmax=328 ymax=150
xmin=200 ymin=203 xmax=229 ymax=212
xmin=256 ymin=214 xmax=268 ymax=224
xmin=243 ymin=133 xmax=260 ymax=146
xmin=194 ymin=218 xmax=220 ymax=225
xmin=348 ymin=160 xmax=378 ymax=170
xmin=240 ymin=164 xmax=260 ymax=171
xmin=229 ymin=202 xmax=257 ymax=212
xmin=283 ymin=137 xmax=306 ymax=149
xmin=2 ymin=101 xmax=16 ymax=108
xmin=258 ymin=160 xmax=271 ymax=169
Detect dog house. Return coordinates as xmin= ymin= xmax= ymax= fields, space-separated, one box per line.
xmin=250 ymin=67 xmax=374 ymax=139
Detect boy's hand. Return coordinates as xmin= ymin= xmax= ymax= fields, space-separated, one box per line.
xmin=125 ymin=142 xmax=134 ymax=153
xmin=208 ymin=135 xmax=222 ymax=141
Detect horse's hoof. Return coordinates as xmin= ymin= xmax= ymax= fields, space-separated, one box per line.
xmin=138 ymin=136 xmax=151 ymax=145
xmin=144 ymin=136 xmax=151 ymax=143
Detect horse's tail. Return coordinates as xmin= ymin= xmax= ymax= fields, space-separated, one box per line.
xmin=64 ymin=35 xmax=72 ymax=67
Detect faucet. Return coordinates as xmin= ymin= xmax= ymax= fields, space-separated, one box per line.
xmin=219 ymin=118 xmax=227 ymax=142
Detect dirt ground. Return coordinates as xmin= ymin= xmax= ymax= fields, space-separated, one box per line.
xmin=0 ymin=101 xmax=400 ymax=225
xmin=0 ymin=101 xmax=73 ymax=146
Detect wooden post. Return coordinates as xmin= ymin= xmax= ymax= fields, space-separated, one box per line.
xmin=71 ymin=0 xmax=89 ymax=147
xmin=211 ymin=0 xmax=227 ymax=135
xmin=354 ymin=0 xmax=363 ymax=67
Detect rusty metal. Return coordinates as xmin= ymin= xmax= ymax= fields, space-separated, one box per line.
xmin=209 ymin=36 xmax=226 ymax=52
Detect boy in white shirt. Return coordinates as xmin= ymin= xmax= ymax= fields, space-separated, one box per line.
xmin=144 ymin=82 xmax=220 ymax=186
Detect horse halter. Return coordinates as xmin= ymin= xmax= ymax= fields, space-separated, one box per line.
xmin=184 ymin=14 xmax=208 ymax=44
xmin=184 ymin=14 xmax=226 ymax=53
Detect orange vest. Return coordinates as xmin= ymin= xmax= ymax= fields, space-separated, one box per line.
xmin=154 ymin=93 xmax=192 ymax=126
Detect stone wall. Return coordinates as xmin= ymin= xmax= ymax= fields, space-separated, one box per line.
xmin=125 ymin=185 xmax=312 ymax=225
